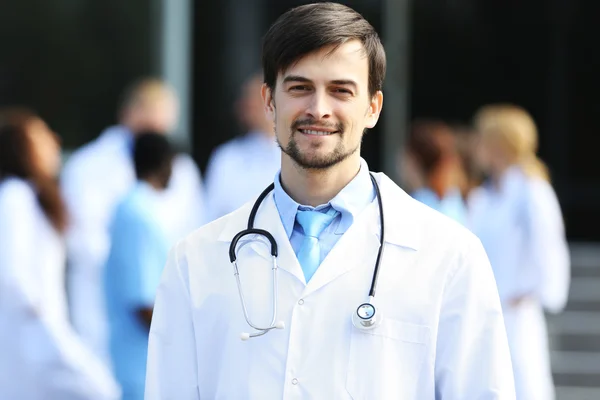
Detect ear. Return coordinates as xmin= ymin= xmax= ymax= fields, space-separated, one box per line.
xmin=365 ymin=90 xmax=383 ymax=129
xmin=261 ymin=83 xmax=276 ymax=123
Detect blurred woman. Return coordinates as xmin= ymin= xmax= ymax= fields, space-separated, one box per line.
xmin=0 ymin=108 xmax=120 ymax=399
xmin=399 ymin=119 xmax=468 ymax=224
xmin=468 ymin=104 xmax=570 ymax=400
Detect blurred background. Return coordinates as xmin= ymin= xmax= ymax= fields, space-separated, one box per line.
xmin=1 ymin=0 xmax=599 ymax=398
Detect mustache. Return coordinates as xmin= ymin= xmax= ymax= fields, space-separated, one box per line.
xmin=291 ymin=118 xmax=344 ymax=133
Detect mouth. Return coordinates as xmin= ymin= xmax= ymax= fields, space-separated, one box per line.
xmin=297 ymin=128 xmax=338 ymax=136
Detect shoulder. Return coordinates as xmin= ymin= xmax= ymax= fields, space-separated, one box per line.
xmin=207 ymin=137 xmax=247 ymax=165
xmin=0 ymin=178 xmax=39 ymax=228
xmin=0 ymin=178 xmax=37 ymax=208
xmin=378 ymin=173 xmax=482 ymax=267
xmin=167 ymin=200 xmax=254 ymax=272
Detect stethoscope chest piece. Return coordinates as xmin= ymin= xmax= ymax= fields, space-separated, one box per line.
xmin=352 ymin=297 xmax=382 ymax=330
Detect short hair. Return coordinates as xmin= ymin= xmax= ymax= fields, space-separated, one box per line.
xmin=133 ymin=132 xmax=175 ymax=180
xmin=262 ymin=2 xmax=386 ymax=97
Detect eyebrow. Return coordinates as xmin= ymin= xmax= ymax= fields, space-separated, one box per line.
xmin=282 ymin=75 xmax=358 ymax=90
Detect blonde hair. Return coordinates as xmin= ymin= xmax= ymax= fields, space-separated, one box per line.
xmin=473 ymin=103 xmax=549 ymax=182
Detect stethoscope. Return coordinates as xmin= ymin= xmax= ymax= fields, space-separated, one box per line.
xmin=229 ymin=173 xmax=385 ymax=341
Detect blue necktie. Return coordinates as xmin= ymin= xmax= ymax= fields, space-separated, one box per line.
xmin=295 ymin=208 xmax=338 ymax=282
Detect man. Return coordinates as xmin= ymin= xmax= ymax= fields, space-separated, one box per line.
xmin=61 ymin=78 xmax=204 ymax=363
xmin=146 ymin=3 xmax=515 ymax=399
xmin=203 ymin=72 xmax=280 ymax=222
xmin=104 ymin=133 xmax=175 ymax=400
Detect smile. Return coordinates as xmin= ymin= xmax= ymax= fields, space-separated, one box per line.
xmin=298 ymin=129 xmax=337 ymax=136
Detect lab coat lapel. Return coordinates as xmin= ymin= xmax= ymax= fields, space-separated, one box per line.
xmin=234 ymin=194 xmax=306 ymax=285
xmin=302 ymin=202 xmax=381 ymax=298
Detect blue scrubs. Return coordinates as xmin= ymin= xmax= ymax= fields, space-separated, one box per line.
xmin=104 ymin=182 xmax=169 ymax=400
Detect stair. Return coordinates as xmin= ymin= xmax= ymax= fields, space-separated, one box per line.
xmin=548 ymin=243 xmax=600 ymax=400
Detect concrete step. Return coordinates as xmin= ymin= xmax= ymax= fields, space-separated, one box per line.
xmin=547 ymin=311 xmax=600 ymax=335
xmin=556 ymin=386 xmax=600 ymax=400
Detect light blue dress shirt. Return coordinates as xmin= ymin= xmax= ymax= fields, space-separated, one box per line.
xmin=104 ymin=182 xmax=170 ymax=400
xmin=411 ymin=186 xmax=467 ymax=225
xmin=273 ymin=159 xmax=375 ymax=272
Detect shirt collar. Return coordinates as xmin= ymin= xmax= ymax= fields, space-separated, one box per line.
xmin=273 ymin=158 xmax=375 ymax=238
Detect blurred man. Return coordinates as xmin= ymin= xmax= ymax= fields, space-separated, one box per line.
xmin=104 ymin=133 xmax=175 ymax=400
xmin=61 ymin=78 xmax=204 ymax=364
xmin=203 ymin=72 xmax=280 ymax=221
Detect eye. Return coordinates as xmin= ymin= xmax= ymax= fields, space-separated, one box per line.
xmin=289 ymin=85 xmax=311 ymax=92
xmin=333 ymin=87 xmax=353 ymax=95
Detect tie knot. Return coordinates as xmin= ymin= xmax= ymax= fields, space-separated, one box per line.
xmin=295 ymin=209 xmax=338 ymax=238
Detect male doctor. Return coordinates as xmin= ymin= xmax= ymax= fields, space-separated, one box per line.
xmin=146 ymin=3 xmax=515 ymax=399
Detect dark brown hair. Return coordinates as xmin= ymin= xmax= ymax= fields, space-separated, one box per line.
xmin=0 ymin=108 xmax=68 ymax=232
xmin=262 ymin=2 xmax=386 ymax=97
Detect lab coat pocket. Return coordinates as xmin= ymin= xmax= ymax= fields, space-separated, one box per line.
xmin=346 ymin=319 xmax=430 ymax=400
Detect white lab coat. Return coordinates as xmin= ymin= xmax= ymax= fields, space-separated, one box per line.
xmin=61 ymin=125 xmax=205 ymax=362
xmin=0 ymin=178 xmax=120 ymax=400
xmin=146 ymin=173 xmax=515 ymax=399
xmin=468 ymin=166 xmax=570 ymax=400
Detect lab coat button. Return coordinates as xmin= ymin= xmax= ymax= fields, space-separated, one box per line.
xmin=292 ymin=378 xmax=299 ymax=385
xmin=298 ymin=299 xmax=304 ymax=305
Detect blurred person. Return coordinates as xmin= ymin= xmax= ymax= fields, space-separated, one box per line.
xmin=468 ymin=103 xmax=570 ymax=400
xmin=399 ymin=119 xmax=468 ymax=224
xmin=452 ymin=123 xmax=484 ymax=199
xmin=61 ymin=77 xmax=205 ymax=364
xmin=104 ymin=133 xmax=175 ymax=400
xmin=146 ymin=3 xmax=515 ymax=399
xmin=204 ymin=72 xmax=280 ymax=222
xmin=0 ymin=108 xmax=120 ymax=400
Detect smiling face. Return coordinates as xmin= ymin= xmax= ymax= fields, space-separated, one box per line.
xmin=262 ymin=40 xmax=383 ymax=170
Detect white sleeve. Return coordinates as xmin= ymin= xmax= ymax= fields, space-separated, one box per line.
xmin=435 ymin=237 xmax=516 ymax=399
xmin=60 ymin=159 xmax=110 ymax=272
xmin=0 ymin=182 xmax=42 ymax=313
xmin=145 ymin=244 xmax=200 ymax=400
xmin=524 ymin=180 xmax=570 ymax=313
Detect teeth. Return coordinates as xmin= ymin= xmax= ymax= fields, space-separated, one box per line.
xmin=302 ymin=129 xmax=332 ymax=136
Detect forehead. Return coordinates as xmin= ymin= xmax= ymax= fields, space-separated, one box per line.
xmin=278 ymin=40 xmax=369 ymax=86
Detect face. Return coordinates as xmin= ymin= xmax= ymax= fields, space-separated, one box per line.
xmin=126 ymin=92 xmax=179 ymax=134
xmin=474 ymin=133 xmax=507 ymax=176
xmin=27 ymin=118 xmax=61 ymax=178
xmin=239 ymin=76 xmax=272 ymax=134
xmin=262 ymin=40 xmax=383 ymax=170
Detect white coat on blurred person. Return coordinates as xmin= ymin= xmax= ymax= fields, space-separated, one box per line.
xmin=468 ymin=104 xmax=571 ymax=400
xmin=204 ymin=73 xmax=281 ymax=222
xmin=0 ymin=109 xmax=120 ymax=400
xmin=61 ymin=78 xmax=205 ymax=363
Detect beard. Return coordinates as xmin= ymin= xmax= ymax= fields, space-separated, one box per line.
xmin=276 ymin=117 xmax=359 ymax=170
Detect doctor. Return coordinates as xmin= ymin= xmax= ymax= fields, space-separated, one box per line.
xmin=0 ymin=108 xmax=120 ymax=400
xmin=468 ymin=104 xmax=570 ymax=399
xmin=146 ymin=3 xmax=515 ymax=399
xmin=61 ymin=78 xmax=205 ymax=363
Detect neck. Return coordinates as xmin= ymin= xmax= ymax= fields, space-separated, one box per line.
xmin=280 ymin=155 xmax=361 ymax=207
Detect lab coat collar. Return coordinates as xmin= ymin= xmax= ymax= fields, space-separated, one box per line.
xmin=217 ymin=172 xmax=421 ymax=285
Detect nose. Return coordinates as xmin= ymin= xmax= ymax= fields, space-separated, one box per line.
xmin=305 ymin=90 xmax=332 ymax=120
